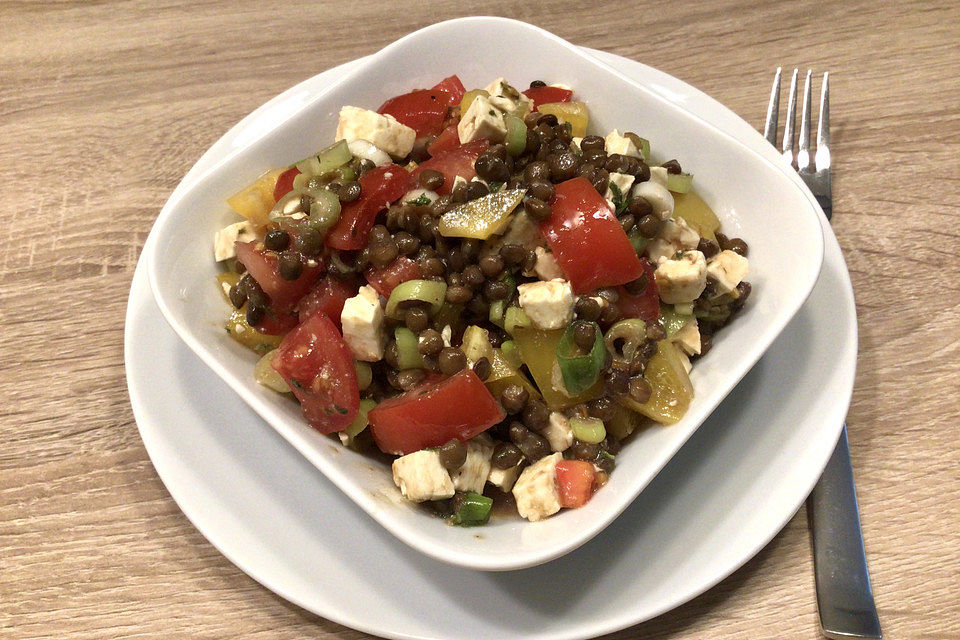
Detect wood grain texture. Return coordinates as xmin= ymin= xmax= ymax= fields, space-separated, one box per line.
xmin=2 ymin=0 xmax=958 ymax=638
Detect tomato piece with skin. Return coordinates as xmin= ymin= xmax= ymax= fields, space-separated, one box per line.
xmin=368 ymin=370 xmax=505 ymax=455
xmin=364 ymin=256 xmax=422 ymax=298
xmin=540 ymin=177 xmax=644 ymax=293
xmin=555 ymin=460 xmax=596 ymax=508
xmin=326 ymin=164 xmax=409 ymax=250
xmin=378 ymin=89 xmax=450 ymax=137
xmin=273 ymin=167 xmax=300 ymax=202
xmin=522 ymin=85 xmax=573 ymax=110
xmin=272 ymin=312 xmax=360 ymax=433
xmin=431 ymin=75 xmax=466 ymax=103
xmin=427 ymin=123 xmax=460 ymax=157
xmin=409 ymin=139 xmax=489 ymax=195
xmin=256 ymin=308 xmax=300 ymax=336
xmin=616 ymin=259 xmax=660 ymax=321
xmin=296 ymin=274 xmax=361 ymax=326
xmin=235 ymin=241 xmax=324 ymax=311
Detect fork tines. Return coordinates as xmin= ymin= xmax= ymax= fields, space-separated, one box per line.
xmin=764 ymin=67 xmax=831 ymax=216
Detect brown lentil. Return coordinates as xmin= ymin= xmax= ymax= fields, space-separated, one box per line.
xmin=445 ymin=284 xmax=472 ymax=304
xmin=492 ymin=442 xmax=523 ymax=469
xmin=418 ymin=329 xmax=444 ymax=356
xmin=522 ymin=399 xmax=550 ymax=431
xmin=528 ymin=180 xmax=555 ymax=202
xmin=637 ymin=213 xmax=663 ymax=238
xmin=405 ymin=307 xmax=429 ymax=333
xmin=500 ymin=384 xmax=529 ymax=414
xmin=438 ymin=347 xmax=467 ymax=375
xmin=575 ymin=297 xmax=601 ymax=321
xmin=278 ymin=251 xmax=304 ymax=281
xmin=479 ymin=254 xmax=504 ymax=278
xmin=472 ymin=356 xmax=492 ymax=381
xmin=573 ymin=322 xmax=598 ymax=350
xmin=418 ymin=169 xmax=444 ymax=191
xmin=396 ymin=368 xmax=426 ymax=391
xmin=264 ymin=229 xmax=290 ymax=251
xmin=628 ymin=375 xmax=652 ymax=404
xmin=339 ymin=180 xmax=362 ymax=203
xmin=661 ymin=159 xmax=682 ymax=174
xmin=294 ymin=227 xmax=323 ymax=257
xmin=438 ymin=439 xmax=468 ymax=471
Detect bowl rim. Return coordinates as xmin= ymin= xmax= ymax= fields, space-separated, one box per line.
xmin=145 ymin=15 xmax=825 ymax=571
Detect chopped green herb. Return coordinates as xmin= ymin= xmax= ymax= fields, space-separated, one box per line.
xmin=290 ymin=379 xmax=305 ymax=391
xmin=488 ymin=181 xmax=504 ymax=193
xmin=609 ymin=182 xmax=629 ymax=216
xmin=488 ymin=109 xmax=496 ymax=116
xmin=406 ymin=194 xmax=431 ymax=206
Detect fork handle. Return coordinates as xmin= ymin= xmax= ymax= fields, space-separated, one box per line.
xmin=807 ymin=427 xmax=882 ymax=639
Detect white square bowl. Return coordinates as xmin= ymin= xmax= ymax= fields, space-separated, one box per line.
xmin=146 ymin=17 xmax=823 ymax=571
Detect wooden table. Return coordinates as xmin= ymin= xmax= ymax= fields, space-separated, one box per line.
xmin=3 ymin=1 xmax=958 ymax=637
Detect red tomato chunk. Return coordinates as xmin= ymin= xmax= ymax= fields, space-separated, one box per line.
xmin=273 ymin=167 xmax=300 ymax=202
xmin=235 ymin=241 xmax=323 ymax=311
xmin=431 ymin=75 xmax=466 ymax=103
xmin=540 ymin=177 xmax=643 ymax=293
xmin=615 ymin=259 xmax=660 ymax=321
xmin=368 ymin=370 xmax=505 ymax=455
xmin=378 ymin=89 xmax=450 ymax=138
xmin=409 ymin=139 xmax=488 ymax=195
xmin=272 ymin=313 xmax=360 ymax=433
xmin=364 ymin=255 xmax=422 ymax=298
xmin=296 ymin=274 xmax=360 ymax=327
xmin=522 ymin=85 xmax=573 ymax=110
xmin=325 ymin=164 xmax=409 ymax=251
xmin=555 ymin=460 xmax=596 ymax=508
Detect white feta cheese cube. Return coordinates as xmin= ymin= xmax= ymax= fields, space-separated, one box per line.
xmin=571 ymin=136 xmax=583 ymax=151
xmin=458 ymin=94 xmax=508 ymax=144
xmin=646 ymin=217 xmax=700 ymax=264
xmin=392 ymin=450 xmax=455 ymax=503
xmin=706 ymin=250 xmax=749 ymax=294
xmin=534 ymin=247 xmax=564 ymax=281
xmin=484 ymin=77 xmax=533 ymax=117
xmin=633 ymin=180 xmax=674 ymax=220
xmin=604 ymin=129 xmax=641 ymax=158
xmin=543 ymin=412 xmax=574 ymax=452
xmin=346 ymin=139 xmax=392 ymax=167
xmin=487 ymin=463 xmax=522 ymax=492
xmin=403 ymin=187 xmax=439 ymax=205
xmin=451 ymin=436 xmax=494 ymax=493
xmin=654 ymin=251 xmax=708 ymax=304
xmin=604 ymin=171 xmax=636 ymax=203
xmin=213 ymin=220 xmax=256 ymax=262
xmin=673 ymin=318 xmax=702 ymax=356
xmin=341 ymin=285 xmax=385 ymax=361
xmin=512 ymin=452 xmax=563 ymax=522
xmin=648 ymin=166 xmax=669 ymax=187
xmin=517 ymin=279 xmax=575 ymax=330
xmin=336 ymin=106 xmax=416 ymax=158
xmin=549 ymin=83 xmax=573 ymax=91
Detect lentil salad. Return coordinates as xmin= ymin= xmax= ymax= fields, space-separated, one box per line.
xmin=213 ymin=74 xmax=752 ymax=525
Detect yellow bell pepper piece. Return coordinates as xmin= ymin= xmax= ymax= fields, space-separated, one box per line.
xmin=619 ymin=339 xmax=693 ymax=425
xmin=226 ymin=168 xmax=285 ymax=226
xmin=512 ymin=327 xmax=602 ymax=409
xmin=459 ymin=89 xmax=490 ymax=119
xmin=460 ymin=326 xmax=540 ymax=400
xmin=225 ymin=307 xmax=283 ymax=354
xmin=438 ymin=189 xmax=526 ymax=239
xmin=537 ymin=101 xmax=589 ymax=137
xmin=673 ymin=191 xmax=721 ymax=242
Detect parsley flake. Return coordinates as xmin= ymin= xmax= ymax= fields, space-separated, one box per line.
xmin=488 ymin=181 xmax=504 ymax=194
xmin=406 ymin=194 xmax=431 ymax=206
xmin=609 ymin=182 xmax=630 ymax=215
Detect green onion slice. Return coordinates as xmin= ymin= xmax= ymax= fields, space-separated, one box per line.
xmin=450 ymin=491 xmax=493 ymax=526
xmin=570 ymin=416 xmax=606 ymax=444
xmin=384 ymin=280 xmax=447 ymax=319
xmin=394 ymin=327 xmax=424 ymax=370
xmin=556 ymin=320 xmax=605 ymax=395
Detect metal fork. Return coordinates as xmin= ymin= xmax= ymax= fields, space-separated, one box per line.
xmin=764 ymin=68 xmax=882 ymax=640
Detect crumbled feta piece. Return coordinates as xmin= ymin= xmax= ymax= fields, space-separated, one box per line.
xmin=451 ymin=436 xmax=494 ymax=493
xmin=534 ymin=247 xmax=564 ymax=281
xmin=499 ymin=211 xmax=544 ymax=250
xmin=633 ymin=181 xmax=674 ymax=220
xmin=543 ymin=412 xmax=574 ymax=452
xmin=517 ymin=279 xmax=575 ymax=330
xmin=336 ymin=106 xmax=416 ymax=158
xmin=646 ymin=217 xmax=701 ymax=263
xmin=550 ymin=361 xmax=573 ymax=398
xmin=441 ymin=324 xmax=452 ymax=348
xmin=605 ymin=129 xmax=641 ymax=158
xmin=673 ymin=318 xmax=702 ymax=355
xmin=648 ymin=166 xmax=669 ymax=187
xmin=346 ymin=139 xmax=392 ymax=167
xmin=392 ymin=450 xmax=455 ymax=503
xmin=706 ymin=250 xmax=749 ymax=294
xmin=451 ymin=175 xmax=468 ymax=192
xmin=549 ymin=83 xmax=573 ymax=91
xmin=654 ymin=251 xmax=708 ymax=304
xmin=487 ymin=463 xmax=522 ymax=492
xmin=403 ymin=187 xmax=439 ymax=205
xmin=512 ymin=452 xmax=563 ymax=522
xmin=458 ymin=94 xmax=508 ymax=144
xmin=571 ymin=136 xmax=583 ymax=151
xmin=213 ymin=221 xmax=256 ymax=262
xmin=604 ymin=171 xmax=636 ymax=203
xmin=341 ymin=285 xmax=385 ymax=361
xmin=484 ymin=77 xmax=533 ymax=117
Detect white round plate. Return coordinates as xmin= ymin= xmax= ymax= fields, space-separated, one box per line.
xmin=125 ymin=49 xmax=854 ymax=640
